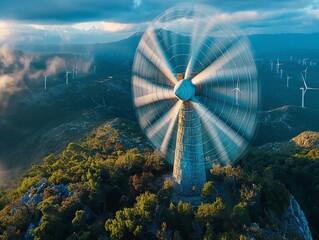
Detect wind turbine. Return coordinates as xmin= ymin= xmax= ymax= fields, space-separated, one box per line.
xmin=72 ymin=67 xmax=76 ymax=79
xmin=286 ymin=74 xmax=292 ymax=88
xmin=74 ymin=64 xmax=79 ymax=76
xmin=276 ymin=60 xmax=283 ymax=74
xmin=132 ymin=4 xmax=259 ymax=196
xmin=232 ymin=79 xmax=242 ymax=106
xmin=300 ymin=73 xmax=319 ymax=108
xmin=65 ymin=70 xmax=71 ymax=85
xmin=93 ymin=65 xmax=97 ymax=73
xmin=44 ymin=75 xmax=48 ymax=90
xmin=280 ymin=69 xmax=283 ymax=79
xmin=303 ymin=67 xmax=308 ymax=80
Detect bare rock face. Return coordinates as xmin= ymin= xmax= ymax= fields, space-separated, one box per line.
xmin=281 ymin=195 xmax=313 ymax=240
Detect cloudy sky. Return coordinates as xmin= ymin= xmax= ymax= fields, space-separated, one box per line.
xmin=0 ymin=0 xmax=319 ymax=45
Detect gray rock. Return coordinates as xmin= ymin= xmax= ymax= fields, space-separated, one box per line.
xmin=29 ymin=194 xmax=42 ymax=205
xmin=23 ymin=222 xmax=36 ymax=240
xmin=281 ymin=195 xmax=313 ymax=240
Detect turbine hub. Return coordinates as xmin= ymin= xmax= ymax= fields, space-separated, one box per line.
xmin=174 ymin=79 xmax=195 ymax=101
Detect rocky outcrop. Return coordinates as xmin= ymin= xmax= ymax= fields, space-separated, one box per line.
xmin=281 ymin=195 xmax=313 ymax=240
xmin=20 ymin=178 xmax=72 ymax=207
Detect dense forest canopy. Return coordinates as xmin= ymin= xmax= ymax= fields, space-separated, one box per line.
xmin=0 ymin=118 xmax=317 ymax=239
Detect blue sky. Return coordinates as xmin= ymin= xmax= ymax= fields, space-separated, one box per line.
xmin=0 ymin=0 xmax=318 ymax=45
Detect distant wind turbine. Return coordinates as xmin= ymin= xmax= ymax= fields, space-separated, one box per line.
xmin=74 ymin=65 xmax=79 ymax=76
xmin=44 ymin=75 xmax=48 ymax=90
xmin=93 ymin=65 xmax=97 ymax=73
xmin=232 ymin=79 xmax=242 ymax=106
xmin=65 ymin=70 xmax=71 ymax=85
xmin=72 ymin=68 xmax=75 ymax=79
xmin=280 ymin=69 xmax=283 ymax=79
xmin=300 ymin=73 xmax=319 ymax=108
xmin=303 ymin=67 xmax=308 ymax=80
xmin=276 ymin=59 xmax=283 ymax=74
xmin=286 ymin=74 xmax=292 ymax=88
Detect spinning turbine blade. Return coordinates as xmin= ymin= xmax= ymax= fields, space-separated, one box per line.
xmin=133 ymin=75 xmax=173 ymax=93
xmin=191 ymin=97 xmax=246 ymax=152
xmin=134 ymin=89 xmax=175 ymax=107
xmin=160 ymin=100 xmax=182 ymax=154
xmin=139 ymin=30 xmax=178 ymax=85
xmin=146 ymin=100 xmax=181 ymax=142
xmin=192 ymin=40 xmax=248 ymax=85
xmin=185 ymin=13 xmax=216 ymax=79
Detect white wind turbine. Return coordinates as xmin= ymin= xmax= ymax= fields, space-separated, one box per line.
xmin=276 ymin=59 xmax=283 ymax=74
xmin=132 ymin=4 xmax=259 ymax=196
xmin=300 ymin=73 xmax=319 ymax=108
xmin=44 ymin=75 xmax=48 ymax=90
xmin=72 ymin=68 xmax=75 ymax=79
xmin=74 ymin=64 xmax=79 ymax=76
xmin=303 ymin=67 xmax=308 ymax=80
xmin=232 ymin=79 xmax=242 ymax=106
xmin=286 ymin=74 xmax=292 ymax=88
xmin=65 ymin=70 xmax=71 ymax=85
xmin=280 ymin=69 xmax=283 ymax=79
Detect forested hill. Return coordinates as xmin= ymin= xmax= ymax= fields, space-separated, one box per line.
xmin=0 ymin=118 xmax=318 ymax=239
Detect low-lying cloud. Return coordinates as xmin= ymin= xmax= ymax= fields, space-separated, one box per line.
xmin=0 ymin=45 xmax=93 ymax=109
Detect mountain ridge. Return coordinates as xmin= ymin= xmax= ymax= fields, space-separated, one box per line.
xmin=17 ymin=31 xmax=319 ymax=55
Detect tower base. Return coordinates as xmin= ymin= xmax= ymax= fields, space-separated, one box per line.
xmin=173 ymin=101 xmax=206 ymax=196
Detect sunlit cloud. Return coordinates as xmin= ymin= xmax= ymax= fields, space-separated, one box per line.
xmin=101 ymin=21 xmax=132 ymax=32
xmin=72 ymin=21 xmax=133 ymax=32
xmin=0 ymin=21 xmax=12 ymax=41
xmin=216 ymin=11 xmax=259 ymax=23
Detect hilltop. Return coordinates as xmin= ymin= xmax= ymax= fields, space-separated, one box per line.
xmin=0 ymin=118 xmax=317 ymax=239
xmin=242 ymin=130 xmax=319 ymax=238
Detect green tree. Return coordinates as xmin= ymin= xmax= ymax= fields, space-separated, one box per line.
xmin=32 ymin=201 xmax=67 ymax=240
xmin=105 ymin=207 xmax=137 ymax=240
xmin=201 ymin=181 xmax=215 ymax=199
xmin=231 ymin=201 xmax=251 ymax=227
xmin=196 ymin=198 xmax=225 ymax=223
xmin=72 ymin=210 xmax=86 ymax=228
xmin=134 ymin=191 xmax=158 ymax=218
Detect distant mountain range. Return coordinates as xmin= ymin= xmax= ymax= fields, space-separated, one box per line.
xmin=18 ymin=32 xmax=319 ymax=58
